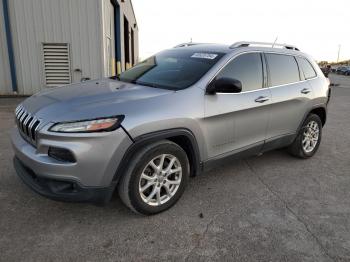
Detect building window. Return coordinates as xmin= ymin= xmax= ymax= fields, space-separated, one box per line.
xmin=42 ymin=43 xmax=71 ymax=87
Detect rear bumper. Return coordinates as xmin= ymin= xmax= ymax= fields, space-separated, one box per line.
xmin=14 ymin=157 xmax=115 ymax=204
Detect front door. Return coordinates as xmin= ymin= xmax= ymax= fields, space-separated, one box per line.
xmin=203 ymin=52 xmax=271 ymax=159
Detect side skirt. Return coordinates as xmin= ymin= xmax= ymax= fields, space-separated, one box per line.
xmin=201 ymin=133 xmax=296 ymax=172
xmin=202 ymin=142 xmax=263 ymax=172
xmin=261 ymin=133 xmax=296 ymax=153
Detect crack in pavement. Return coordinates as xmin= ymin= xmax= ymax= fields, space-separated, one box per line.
xmin=244 ymin=159 xmax=336 ymax=262
xmin=184 ymin=217 xmax=215 ymax=262
xmin=184 ymin=186 xmax=246 ymax=261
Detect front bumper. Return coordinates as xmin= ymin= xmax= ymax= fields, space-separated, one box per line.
xmin=11 ymin=125 xmax=133 ymax=203
xmin=14 ymin=157 xmax=114 ymax=204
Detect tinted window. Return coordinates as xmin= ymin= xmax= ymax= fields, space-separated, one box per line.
xmin=216 ymin=53 xmax=263 ymax=91
xmin=297 ymin=57 xmax=317 ymax=79
xmin=118 ymin=50 xmax=224 ymax=90
xmin=266 ymin=54 xmax=300 ymax=86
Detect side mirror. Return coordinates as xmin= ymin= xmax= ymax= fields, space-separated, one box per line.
xmin=206 ymin=77 xmax=242 ymax=94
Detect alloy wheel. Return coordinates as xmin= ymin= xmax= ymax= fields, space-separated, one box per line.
xmin=138 ymin=154 xmax=182 ymax=206
xmin=302 ymin=120 xmax=320 ymax=153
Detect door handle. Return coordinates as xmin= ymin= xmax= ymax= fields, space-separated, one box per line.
xmin=255 ymin=96 xmax=269 ymax=103
xmin=301 ymin=88 xmax=311 ymax=94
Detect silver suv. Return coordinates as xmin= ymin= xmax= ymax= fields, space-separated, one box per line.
xmin=11 ymin=41 xmax=331 ymax=215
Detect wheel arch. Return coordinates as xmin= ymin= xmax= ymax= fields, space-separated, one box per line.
xmin=112 ymin=128 xmax=202 ymax=184
xmin=309 ymin=106 xmax=327 ymax=126
xmin=297 ymin=105 xmax=327 ymax=133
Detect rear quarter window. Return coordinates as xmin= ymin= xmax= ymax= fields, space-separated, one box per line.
xmin=296 ymin=57 xmax=317 ymax=79
xmin=265 ymin=53 xmax=300 ymax=86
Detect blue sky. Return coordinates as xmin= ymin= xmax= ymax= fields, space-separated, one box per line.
xmin=132 ymin=0 xmax=350 ymax=62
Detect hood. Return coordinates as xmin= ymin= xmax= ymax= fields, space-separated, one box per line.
xmin=21 ymin=79 xmax=174 ymax=124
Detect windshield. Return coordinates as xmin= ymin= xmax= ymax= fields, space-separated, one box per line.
xmin=118 ymin=49 xmax=225 ymax=90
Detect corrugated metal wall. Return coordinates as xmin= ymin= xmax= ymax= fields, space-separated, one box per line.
xmin=0 ymin=0 xmax=138 ymax=95
xmin=8 ymin=0 xmax=104 ymax=95
xmin=0 ymin=0 xmax=12 ymax=94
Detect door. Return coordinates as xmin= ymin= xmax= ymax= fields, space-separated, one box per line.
xmin=123 ymin=16 xmax=130 ymax=70
xmin=131 ymin=29 xmax=135 ymax=66
xmin=104 ymin=1 xmax=115 ymax=76
xmin=204 ymin=52 xmax=271 ymax=159
xmin=264 ymin=53 xmax=314 ymax=140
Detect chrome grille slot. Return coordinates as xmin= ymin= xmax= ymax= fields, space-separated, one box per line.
xmin=24 ymin=116 xmax=33 ymax=135
xmin=15 ymin=105 xmax=40 ymax=146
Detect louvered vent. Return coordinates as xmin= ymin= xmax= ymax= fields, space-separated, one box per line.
xmin=43 ymin=43 xmax=71 ymax=87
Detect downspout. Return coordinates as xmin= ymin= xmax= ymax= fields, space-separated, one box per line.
xmin=2 ymin=0 xmax=18 ymax=93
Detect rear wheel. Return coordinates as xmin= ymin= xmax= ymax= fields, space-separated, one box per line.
xmin=288 ymin=114 xmax=322 ymax=158
xmin=118 ymin=140 xmax=190 ymax=215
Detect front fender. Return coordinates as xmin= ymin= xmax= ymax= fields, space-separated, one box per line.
xmin=112 ymin=128 xmax=202 ymax=183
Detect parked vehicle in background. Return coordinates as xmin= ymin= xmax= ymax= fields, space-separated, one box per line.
xmin=344 ymin=67 xmax=350 ymax=76
xmin=335 ymin=66 xmax=344 ymax=74
xmin=336 ymin=66 xmax=350 ymax=75
xmin=11 ymin=41 xmax=331 ymax=215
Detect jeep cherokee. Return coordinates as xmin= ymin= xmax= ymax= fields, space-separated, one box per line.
xmin=11 ymin=41 xmax=331 ymax=215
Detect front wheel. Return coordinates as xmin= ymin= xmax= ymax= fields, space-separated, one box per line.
xmin=288 ymin=114 xmax=323 ymax=158
xmin=118 ymin=140 xmax=190 ymax=215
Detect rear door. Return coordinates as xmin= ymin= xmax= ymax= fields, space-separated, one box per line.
xmin=264 ymin=53 xmax=314 ymax=141
xmin=203 ymin=52 xmax=271 ymax=159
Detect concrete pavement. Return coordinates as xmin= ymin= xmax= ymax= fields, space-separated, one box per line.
xmin=0 ymin=74 xmax=349 ymax=261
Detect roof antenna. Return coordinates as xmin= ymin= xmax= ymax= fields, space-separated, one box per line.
xmin=272 ymin=36 xmax=278 ymax=48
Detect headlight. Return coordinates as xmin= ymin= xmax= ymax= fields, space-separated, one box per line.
xmin=49 ymin=116 xmax=124 ymax=133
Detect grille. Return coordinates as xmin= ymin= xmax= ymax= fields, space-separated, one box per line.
xmin=15 ymin=105 xmax=40 ymax=145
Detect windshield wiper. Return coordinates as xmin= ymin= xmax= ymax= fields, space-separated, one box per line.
xmin=138 ymin=81 xmax=176 ymax=90
xmin=109 ymin=75 xmax=120 ymax=80
xmin=113 ymin=78 xmax=171 ymax=90
xmin=134 ymin=81 xmax=162 ymax=89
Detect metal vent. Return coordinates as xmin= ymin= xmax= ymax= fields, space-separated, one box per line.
xmin=43 ymin=43 xmax=71 ymax=87
xmin=15 ymin=105 xmax=40 ymax=146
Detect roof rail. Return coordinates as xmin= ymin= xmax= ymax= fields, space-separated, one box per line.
xmin=230 ymin=41 xmax=300 ymax=51
xmin=173 ymin=42 xmax=201 ymax=48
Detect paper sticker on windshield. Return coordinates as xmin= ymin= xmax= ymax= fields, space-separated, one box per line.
xmin=191 ymin=53 xmax=218 ymax=60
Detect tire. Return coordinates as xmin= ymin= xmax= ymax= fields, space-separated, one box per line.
xmin=118 ymin=140 xmax=190 ymax=215
xmin=288 ymin=114 xmax=322 ymax=158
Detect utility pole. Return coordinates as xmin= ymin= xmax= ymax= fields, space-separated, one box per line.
xmin=337 ymin=44 xmax=341 ymax=62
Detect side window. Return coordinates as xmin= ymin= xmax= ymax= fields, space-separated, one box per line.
xmin=265 ymin=54 xmax=300 ymax=86
xmin=216 ymin=53 xmax=263 ymax=92
xmin=296 ymin=57 xmax=317 ymax=79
